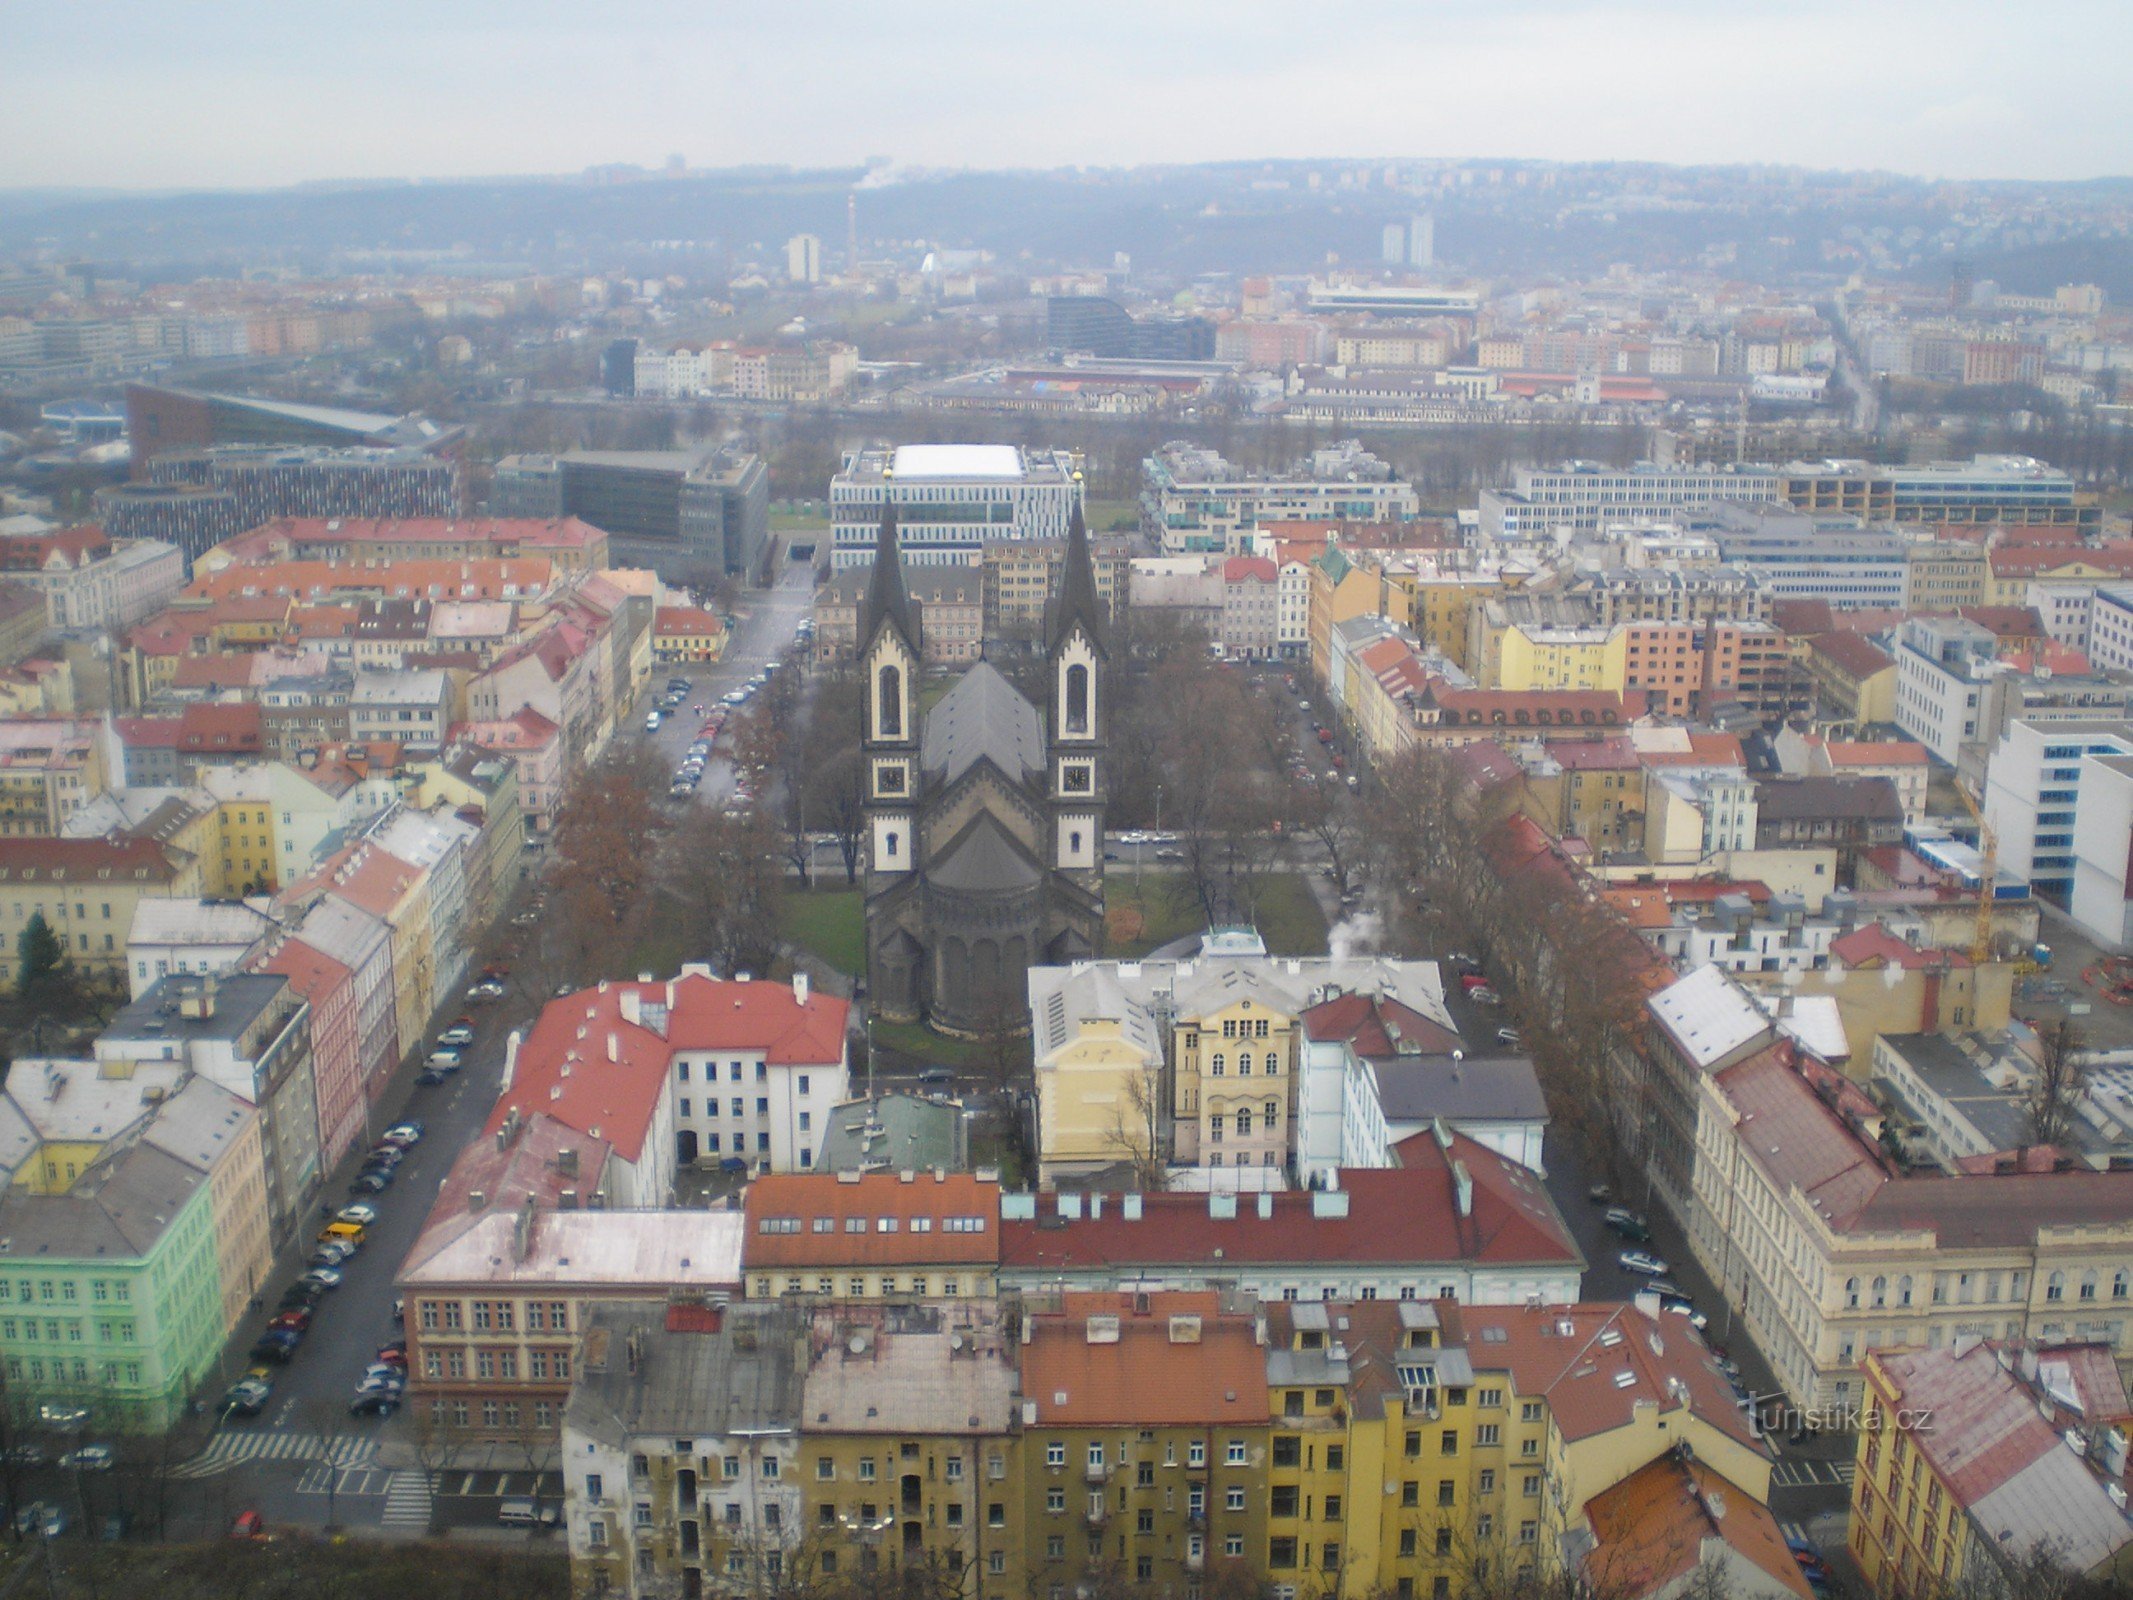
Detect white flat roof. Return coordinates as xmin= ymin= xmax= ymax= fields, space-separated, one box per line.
xmin=891 ymin=444 xmax=1024 ymax=481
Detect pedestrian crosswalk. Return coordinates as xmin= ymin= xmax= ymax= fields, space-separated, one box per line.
xmin=1769 ymin=1457 xmax=1857 ymax=1490
xmin=295 ymin=1463 xmax=391 ymax=1498
xmin=171 ymin=1428 xmax=378 ymax=1479
xmin=381 ymin=1470 xmax=434 ymax=1530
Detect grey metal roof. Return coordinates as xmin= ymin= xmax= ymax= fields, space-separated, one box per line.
xmin=104 ymin=973 xmax=289 ymax=1046
xmin=1368 ymin=1054 xmax=1550 ymax=1124
xmin=818 ymin=1094 xmax=969 ymax=1174
xmin=921 ymin=661 xmax=1041 ymax=788
xmin=0 ymin=1139 xmax=207 ymax=1261
xmin=564 ymin=1301 xmax=803 ymax=1451
xmin=929 ymin=814 xmax=1043 ymax=894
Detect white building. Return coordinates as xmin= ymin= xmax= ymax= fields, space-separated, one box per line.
xmin=1982 ymin=718 xmax=2133 ymax=900
xmin=125 ymin=896 xmax=279 ymax=998
xmin=2028 ymin=578 xmax=2096 ymax=650
xmin=1479 ymin=463 xmax=1781 ymax=541
xmin=1893 ymin=614 xmax=2001 ymax=764
xmin=829 ymin=444 xmax=1082 ymax=569
xmin=1141 ymin=440 xmax=1420 ymax=556
xmin=563 ymin=1301 xmax=803 ymax=1600
xmin=349 ymin=667 xmax=451 ymax=750
xmin=785 ymin=233 xmax=821 ymax=285
xmin=2085 ymin=584 xmax=2133 ymax=676
xmin=1276 ymin=556 xmax=1313 ymax=658
xmin=1337 ymin=1049 xmax=1547 ymax=1173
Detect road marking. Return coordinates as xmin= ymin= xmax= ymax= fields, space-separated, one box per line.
xmin=381 ymin=1469 xmax=433 ymax=1528
xmin=171 ymin=1429 xmax=379 ymax=1478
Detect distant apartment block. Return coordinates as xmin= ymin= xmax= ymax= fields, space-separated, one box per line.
xmin=1778 ymin=454 xmax=2099 ymax=532
xmin=491 ymin=447 xmax=768 ymax=577
xmin=828 ymin=444 xmax=1082 ymax=569
xmin=1480 ymin=462 xmax=1781 ymax=540
xmin=1143 ymin=440 xmax=1419 ymax=555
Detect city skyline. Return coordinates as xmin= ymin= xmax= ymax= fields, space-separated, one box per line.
xmin=6 ymin=0 xmax=2131 ymax=191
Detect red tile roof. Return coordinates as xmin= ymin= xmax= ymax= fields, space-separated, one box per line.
xmin=1808 ymin=631 xmax=1894 ymax=679
xmin=0 ymin=837 xmax=184 ymax=882
xmin=1301 ymin=990 xmax=1461 ymax=1055
xmin=1583 ymin=1454 xmax=1811 ymax=1599
xmin=1830 ymin=922 xmax=1969 ymax=971
xmin=653 ymin=605 xmax=724 ymax=637
xmin=0 ymin=525 xmax=109 ymax=572
xmin=1445 ymin=1300 xmax=1765 ymax=1454
xmin=742 ymin=1171 xmax=1001 ymax=1270
xmin=489 ymin=973 xmax=849 ymax=1162
xmin=1022 ymin=1292 xmax=1270 ymax=1427
xmin=176 ymin=702 xmax=267 ymax=755
xmin=1222 ymin=555 xmax=1277 ymax=583
xmin=1002 ymin=1129 xmax=1579 ymax=1277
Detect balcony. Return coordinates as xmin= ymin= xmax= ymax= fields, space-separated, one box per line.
xmin=1084 ymin=1504 xmax=1109 ymax=1529
xmin=1185 ymin=1552 xmax=1205 ymax=1573
xmin=1084 ymin=1462 xmax=1110 ymax=1485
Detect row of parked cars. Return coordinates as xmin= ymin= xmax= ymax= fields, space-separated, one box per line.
xmin=230 ymin=1122 xmax=424 ymax=1418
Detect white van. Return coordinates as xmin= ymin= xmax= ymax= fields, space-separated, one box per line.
xmin=498 ymin=1499 xmax=558 ymax=1528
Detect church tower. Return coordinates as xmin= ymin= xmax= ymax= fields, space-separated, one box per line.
xmin=1045 ymin=497 xmax=1107 ymax=879
xmin=860 ymin=489 xmax=920 ymax=887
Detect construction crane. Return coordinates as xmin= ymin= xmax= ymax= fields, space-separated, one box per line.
xmin=1953 ymin=779 xmax=1996 ymax=966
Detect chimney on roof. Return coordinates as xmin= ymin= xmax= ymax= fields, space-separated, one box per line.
xmin=1122 ymin=1193 xmax=1143 ymax=1221
xmin=793 ymin=971 xmax=809 ymax=1006
xmin=1453 ymin=1160 xmax=1473 ymax=1219
xmin=1257 ymin=1192 xmax=1274 ymax=1219
xmin=468 ymin=1189 xmax=487 ymax=1213
xmin=619 ymin=990 xmax=641 ymax=1027
xmin=606 ymin=1032 xmax=618 ymax=1062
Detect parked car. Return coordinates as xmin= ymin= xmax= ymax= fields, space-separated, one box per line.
xmin=416 ymin=1068 xmax=450 ymax=1087
xmin=1458 ymin=972 xmax=1492 ymax=993
xmin=1617 ymin=1250 xmax=1669 ymax=1276
xmin=1586 ymin=1183 xmax=1611 ymax=1204
xmin=349 ymin=1393 xmax=399 ymax=1418
xmin=350 ymin=1169 xmax=394 ymax=1194
xmin=60 ymin=1444 xmax=114 ymax=1472
xmin=267 ymin=1308 xmax=312 ymax=1334
xmin=339 ymin=1201 xmax=382 ymax=1224
xmin=298 ymin=1267 xmax=343 ymax=1292
xmin=436 ymin=1023 xmax=475 ymax=1048
xmin=278 ymin=1281 xmax=324 ymax=1307
xmin=309 ymin=1243 xmax=355 ymax=1269
xmin=363 ymin=1144 xmax=405 ymax=1168
xmin=1665 ymin=1302 xmax=1711 ymax=1331
xmin=360 ymin=1363 xmax=406 ymax=1387
xmin=4 ymin=1443 xmax=46 ymax=1467
xmin=380 ymin=1124 xmax=424 ymax=1147
xmin=466 ymin=980 xmax=506 ymax=1002
xmin=16 ymin=1503 xmax=64 ymax=1538
xmin=424 ymin=1048 xmax=462 ymax=1071
xmin=221 ymin=1379 xmax=272 ymax=1416
xmin=230 ymin=1510 xmax=266 ymax=1541
xmin=1468 ymin=987 xmax=1501 ymax=1006
xmin=376 ymin=1343 xmax=409 ymax=1367
xmin=1495 ymin=1028 xmax=1523 ymax=1049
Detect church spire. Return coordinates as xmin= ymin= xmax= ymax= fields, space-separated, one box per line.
xmin=862 ymin=486 xmax=919 ymax=656
xmin=1047 ymin=496 xmax=1106 ymax=657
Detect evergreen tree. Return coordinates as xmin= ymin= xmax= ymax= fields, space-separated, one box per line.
xmin=16 ymin=912 xmax=63 ymax=1000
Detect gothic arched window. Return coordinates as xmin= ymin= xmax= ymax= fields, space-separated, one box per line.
xmin=878 ymin=665 xmax=902 ymax=739
xmin=1064 ymin=663 xmax=1090 ymax=734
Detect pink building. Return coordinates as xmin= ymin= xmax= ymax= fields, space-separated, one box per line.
xmin=257 ymin=936 xmax=365 ymax=1171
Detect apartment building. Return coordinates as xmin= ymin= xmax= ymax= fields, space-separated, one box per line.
xmin=1479 ymin=463 xmax=1780 ymax=541
xmin=830 ymin=445 xmax=1081 ymax=570
xmin=0 ymin=718 xmax=109 ymax=836
xmin=1852 ymin=1341 xmax=2133 ymax=1598
xmin=741 ymin=1170 xmax=1002 ymax=1302
xmin=0 ymin=1071 xmax=262 ymax=1432
xmin=1650 ymin=968 xmax=2133 ymax=1411
xmin=562 ymin=1301 xmax=804 ymax=1600
xmin=1028 ymin=951 xmax=1447 ymax=1184
xmin=0 ymin=836 xmax=201 ymax=986
xmin=1778 ymin=454 xmax=2099 ymax=533
xmin=1144 ymin=441 xmax=1418 ymax=556
xmin=998 ymin=1127 xmax=1583 ymax=1308
xmin=795 ymin=1301 xmax=1022 ymax=1597
xmin=1017 ymin=1292 xmax=1268 ymax=1598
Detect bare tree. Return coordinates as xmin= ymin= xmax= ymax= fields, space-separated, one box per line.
xmin=2026 ymin=1018 xmax=2087 ymax=1150
xmin=1102 ymin=1057 xmax=1171 ymax=1189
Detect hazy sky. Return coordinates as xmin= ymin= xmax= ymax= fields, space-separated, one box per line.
xmin=6 ymin=0 xmax=2129 ymax=189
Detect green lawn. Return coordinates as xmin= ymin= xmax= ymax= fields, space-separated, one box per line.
xmin=782 ymin=886 xmax=866 ymax=977
xmin=770 ymin=509 xmax=830 ymax=532
xmin=1106 ymin=871 xmax=1328 ymax=959
xmin=869 ymin=1018 xmax=979 ymax=1067
xmin=1085 ymin=497 xmax=1140 ymax=533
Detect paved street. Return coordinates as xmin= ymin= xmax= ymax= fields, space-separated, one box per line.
xmin=111 ymin=555 xmax=826 ymax=1541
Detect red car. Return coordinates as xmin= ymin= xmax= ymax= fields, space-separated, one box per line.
xmin=230 ymin=1510 xmax=266 ymax=1541
xmin=268 ymin=1308 xmax=313 ymax=1333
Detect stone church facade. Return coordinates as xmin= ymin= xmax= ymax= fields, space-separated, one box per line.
xmin=860 ymin=496 xmax=1107 ymax=1036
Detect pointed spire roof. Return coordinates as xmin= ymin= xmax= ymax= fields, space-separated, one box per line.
xmin=1047 ymin=499 xmax=1107 ymax=656
xmin=862 ymin=491 xmax=919 ymax=655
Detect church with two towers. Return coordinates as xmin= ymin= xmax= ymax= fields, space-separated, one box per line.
xmin=858 ymin=493 xmax=1108 ymax=1036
